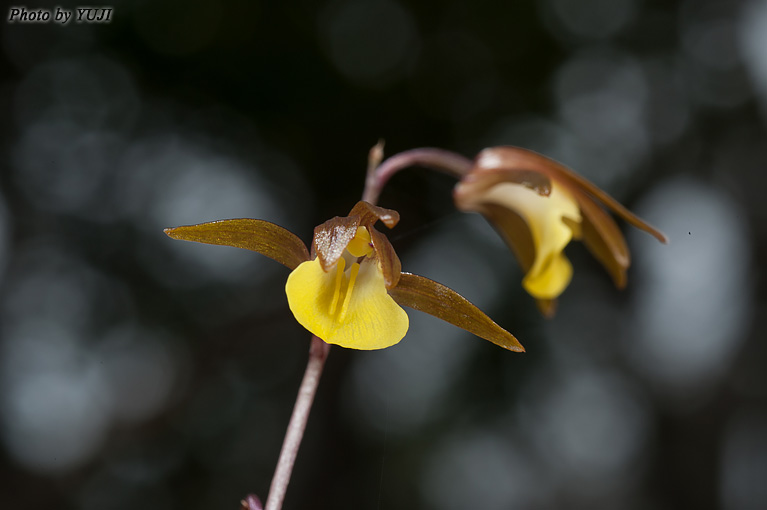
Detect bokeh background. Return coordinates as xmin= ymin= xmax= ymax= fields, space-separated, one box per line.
xmin=2 ymin=0 xmax=766 ymax=508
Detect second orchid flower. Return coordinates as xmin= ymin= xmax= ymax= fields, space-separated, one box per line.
xmin=454 ymin=146 xmax=668 ymax=316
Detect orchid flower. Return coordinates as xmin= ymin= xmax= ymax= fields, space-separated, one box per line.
xmin=165 ymin=201 xmax=523 ymax=352
xmin=454 ymin=146 xmax=668 ymax=316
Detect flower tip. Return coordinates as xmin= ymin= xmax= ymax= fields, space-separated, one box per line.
xmin=536 ymin=298 xmax=558 ymax=318
xmin=163 ymin=225 xmax=192 ymax=242
xmin=505 ymin=338 xmax=526 ymax=353
xmin=376 ymin=210 xmax=400 ymax=228
xmin=379 ymin=213 xmax=396 ymax=227
xmin=490 ymin=332 xmax=525 ymax=353
xmin=643 ymin=225 xmax=669 ymax=245
xmin=487 ymin=326 xmax=526 ymax=352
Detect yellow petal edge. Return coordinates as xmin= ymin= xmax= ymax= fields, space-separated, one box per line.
xmin=285 ymin=258 xmax=409 ymax=350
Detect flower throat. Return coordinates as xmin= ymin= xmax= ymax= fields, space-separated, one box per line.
xmin=329 ymin=227 xmax=374 ymax=323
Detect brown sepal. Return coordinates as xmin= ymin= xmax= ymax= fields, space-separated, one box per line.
xmin=164 ymin=219 xmax=310 ymax=270
xmin=347 ymin=201 xmax=400 ymax=228
xmin=389 ymin=273 xmax=525 ymax=352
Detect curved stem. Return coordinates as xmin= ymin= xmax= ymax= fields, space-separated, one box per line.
xmin=362 ymin=148 xmax=473 ymax=204
xmin=264 ymin=336 xmax=330 ymax=510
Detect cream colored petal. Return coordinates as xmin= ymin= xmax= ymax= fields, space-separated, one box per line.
xmin=285 ymin=258 xmax=409 ymax=350
xmin=481 ymin=181 xmax=581 ymax=299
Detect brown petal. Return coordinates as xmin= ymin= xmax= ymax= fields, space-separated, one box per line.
xmin=389 ymin=273 xmax=525 ymax=352
xmin=470 ymin=203 xmax=535 ymax=273
xmin=571 ymin=188 xmax=630 ymax=289
xmin=312 ymin=215 xmax=360 ymax=271
xmin=369 ymin=226 xmax=402 ymax=288
xmin=164 ymin=219 xmax=310 ymax=270
xmin=474 ymin=147 xmax=668 ymax=243
xmin=348 ymin=201 xmax=400 ymax=229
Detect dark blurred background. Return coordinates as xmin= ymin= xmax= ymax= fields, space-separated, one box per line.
xmin=1 ymin=0 xmax=766 ymax=508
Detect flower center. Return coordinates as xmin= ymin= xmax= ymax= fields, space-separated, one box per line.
xmin=328 ymin=227 xmax=373 ymax=323
xmin=345 ymin=226 xmax=374 ymax=257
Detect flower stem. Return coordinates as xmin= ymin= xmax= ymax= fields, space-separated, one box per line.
xmin=363 ymin=147 xmax=473 ymax=204
xmin=264 ymin=336 xmax=330 ymax=510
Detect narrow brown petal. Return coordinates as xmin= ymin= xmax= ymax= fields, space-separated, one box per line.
xmin=389 ymin=273 xmax=525 ymax=352
xmin=571 ymin=188 xmax=630 ymax=289
xmin=475 ymin=147 xmax=668 ymax=243
xmin=369 ymin=226 xmax=402 ymax=288
xmin=582 ymin=220 xmax=628 ymax=289
xmin=164 ymin=219 xmax=310 ymax=270
xmin=312 ymin=215 xmax=359 ymax=271
xmin=472 ymin=203 xmax=535 ymax=273
xmin=348 ymin=201 xmax=400 ymax=229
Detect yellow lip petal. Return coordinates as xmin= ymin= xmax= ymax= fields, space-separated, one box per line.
xmin=481 ymin=180 xmax=581 ymax=299
xmin=522 ymin=250 xmax=573 ymax=299
xmin=285 ymin=258 xmax=409 ymax=350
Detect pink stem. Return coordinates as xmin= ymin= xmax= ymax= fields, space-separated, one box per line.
xmin=362 ymin=148 xmax=473 ymax=204
xmin=264 ymin=337 xmax=330 ymax=510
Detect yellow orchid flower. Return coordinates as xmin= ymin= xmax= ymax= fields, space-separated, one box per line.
xmin=164 ymin=201 xmax=524 ymax=352
xmin=454 ymin=146 xmax=668 ymax=316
